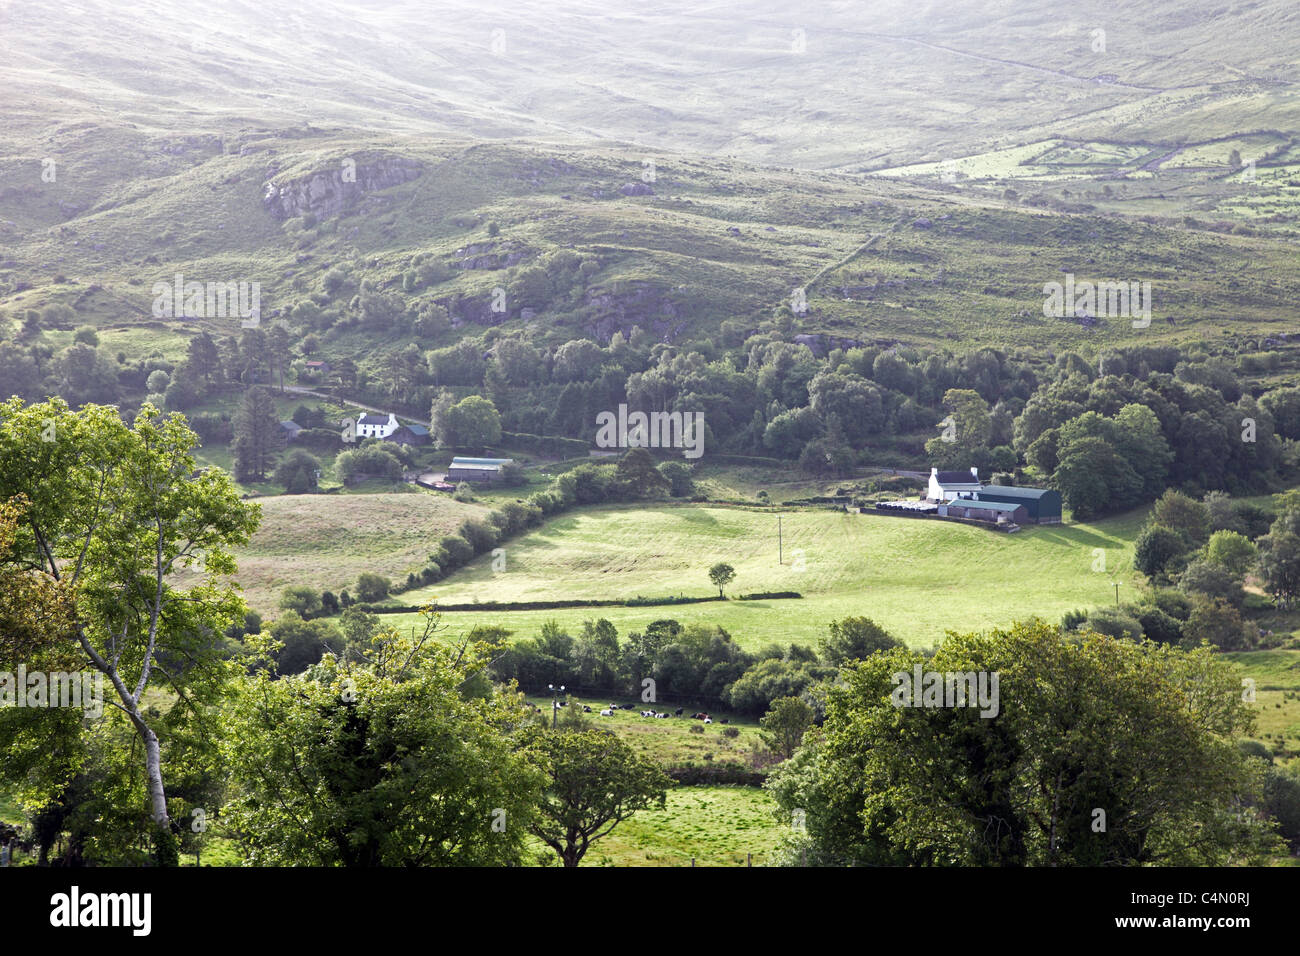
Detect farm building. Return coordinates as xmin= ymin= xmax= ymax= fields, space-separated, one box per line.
xmin=928 ymin=467 xmax=981 ymax=501
xmin=279 ymin=420 xmax=302 ymax=443
xmin=938 ymin=499 xmax=1027 ymax=525
xmin=447 ymin=456 xmax=515 ymax=484
xmin=385 ymin=423 xmax=431 ymax=446
xmin=973 ymin=485 xmax=1062 ymax=524
xmin=356 ymin=412 xmax=399 ymax=440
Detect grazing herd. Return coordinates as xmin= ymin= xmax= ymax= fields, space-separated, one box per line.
xmin=544 ymin=699 xmax=733 ymax=724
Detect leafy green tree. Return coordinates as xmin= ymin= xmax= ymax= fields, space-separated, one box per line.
xmin=528 ymin=729 xmax=670 ymax=867
xmin=445 ymin=395 xmax=502 ymax=448
xmin=224 ymin=618 xmax=544 ymax=865
xmin=1178 ymin=558 xmax=1245 ymax=609
xmin=268 ymin=612 xmax=343 ymax=675
xmin=1053 ymin=436 xmax=1142 ymax=519
xmin=355 ymin=572 xmax=391 ymax=603
xmin=1182 ymin=597 xmax=1255 ymax=650
xmin=614 ymin=447 xmax=671 ymax=498
xmin=767 ymin=620 xmax=1276 ymax=866
xmin=0 ymin=398 xmax=259 ymax=854
xmin=708 ymin=561 xmax=736 ymax=597
xmin=820 ymin=617 xmax=902 ymax=665
xmin=658 ymin=460 xmax=695 ymax=497
xmin=1203 ymin=530 xmax=1257 ymax=576
xmin=1133 ymin=525 xmax=1189 ymax=581
xmin=727 ymin=658 xmax=832 ymax=716
xmin=1150 ymin=489 xmax=1212 ymax=548
xmin=273 ymin=448 xmax=321 ymax=493
xmin=1257 ymin=521 xmax=1300 ymax=608
xmin=761 ymin=696 xmax=815 ymax=760
xmin=279 ymin=585 xmax=323 ymax=618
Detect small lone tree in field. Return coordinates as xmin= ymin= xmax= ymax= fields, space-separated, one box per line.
xmin=708 ymin=562 xmax=736 ymax=597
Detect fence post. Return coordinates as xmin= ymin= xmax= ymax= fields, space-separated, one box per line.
xmin=691 ymin=857 xmax=695 ymax=868
xmin=746 ymin=852 xmax=752 ymax=867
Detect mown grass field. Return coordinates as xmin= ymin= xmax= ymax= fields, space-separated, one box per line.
xmin=1223 ymin=649 xmax=1300 ymax=772
xmin=381 ymin=502 xmax=1146 ymax=649
xmin=575 ymin=785 xmax=783 ymax=868
xmin=210 ymin=492 xmax=489 ymax=616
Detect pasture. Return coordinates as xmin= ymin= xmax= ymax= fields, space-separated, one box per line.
xmin=383 ymin=502 xmax=1146 ymax=649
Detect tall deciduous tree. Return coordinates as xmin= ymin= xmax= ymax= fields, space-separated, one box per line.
xmin=766 ymin=620 xmax=1276 ymax=866
xmin=529 ymin=729 xmax=670 ymax=867
xmin=0 ymin=398 xmax=259 ymax=859
xmin=224 ymin=616 xmax=544 ymax=865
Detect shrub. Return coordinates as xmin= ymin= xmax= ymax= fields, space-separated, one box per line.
xmin=721 ymin=726 xmax=740 ymax=739
xmin=354 ymin=572 xmax=391 ymax=603
xmin=439 ymin=534 xmax=475 ymax=568
xmin=689 ymin=724 xmax=704 ymax=734
xmin=458 ymin=518 xmax=499 ymax=554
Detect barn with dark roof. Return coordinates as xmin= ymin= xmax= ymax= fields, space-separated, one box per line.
xmin=973 ymin=485 xmax=1062 ymax=524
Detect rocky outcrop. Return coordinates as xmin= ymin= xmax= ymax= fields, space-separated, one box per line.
xmin=585 ymin=282 xmax=683 ymax=342
xmin=261 ymin=157 xmax=422 ymax=221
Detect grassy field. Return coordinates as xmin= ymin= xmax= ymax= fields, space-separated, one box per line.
xmin=208 ymin=492 xmax=489 ymax=616
xmin=1223 ymin=649 xmax=1300 ymax=771
xmin=376 ymin=502 xmax=1145 ymax=649
xmin=576 ymin=785 xmax=783 ymax=868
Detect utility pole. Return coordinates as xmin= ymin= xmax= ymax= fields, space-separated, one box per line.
xmin=778 ymin=514 xmax=783 ymax=565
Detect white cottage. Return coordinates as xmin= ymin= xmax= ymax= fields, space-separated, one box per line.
xmin=356 ymin=412 xmax=399 ymax=440
xmin=928 ymin=467 xmax=981 ymax=501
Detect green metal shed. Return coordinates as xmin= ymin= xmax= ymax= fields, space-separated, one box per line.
xmin=974 ymin=485 xmax=1062 ymax=524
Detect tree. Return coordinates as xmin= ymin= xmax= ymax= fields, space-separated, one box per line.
xmin=615 ymin=447 xmax=671 ymax=499
xmin=273 ymin=448 xmax=321 ymax=493
xmin=224 ymin=617 xmax=544 ymax=865
xmin=708 ymin=562 xmax=736 ymax=597
xmin=1257 ymin=527 xmax=1300 ymax=608
xmin=1203 ymin=530 xmax=1257 ymax=577
xmin=528 ymin=729 xmax=670 ymax=867
xmin=232 ymin=386 xmax=281 ymax=482
xmin=267 ymin=324 xmax=293 ymax=392
xmin=279 ymin=585 xmax=323 ymax=618
xmin=1053 ymin=436 xmax=1142 ymax=519
xmin=0 ymin=398 xmax=259 ymax=858
xmin=761 ymin=696 xmax=815 ymax=760
xmin=1133 ymin=525 xmax=1189 ymax=581
xmin=658 ymin=460 xmax=694 ymax=497
xmin=766 ymin=620 xmax=1276 ymax=866
xmin=820 ymin=617 xmax=902 ymax=665
xmin=1150 ymin=489 xmax=1212 ymax=548
xmin=444 ymin=395 xmax=502 ymax=448
xmin=1182 ymin=597 xmax=1254 ymax=651
xmin=355 ymin=572 xmax=391 ymax=603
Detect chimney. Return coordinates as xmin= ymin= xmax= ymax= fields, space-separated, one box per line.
xmin=931 ymin=467 xmax=938 ymax=476
xmin=970 ymin=467 xmax=978 ymax=480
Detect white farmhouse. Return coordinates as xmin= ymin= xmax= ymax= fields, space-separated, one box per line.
xmin=356 ymin=412 xmax=399 ymax=440
xmin=928 ymin=466 xmax=981 ymax=501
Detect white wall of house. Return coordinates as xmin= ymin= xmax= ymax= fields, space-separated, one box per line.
xmin=357 ymin=412 xmax=398 ymax=439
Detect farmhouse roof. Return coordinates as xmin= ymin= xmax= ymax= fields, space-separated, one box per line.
xmin=934 ymin=470 xmax=980 ymax=485
xmin=357 ymin=412 xmax=394 ymax=426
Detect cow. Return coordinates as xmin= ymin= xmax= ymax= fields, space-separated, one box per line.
xmin=655 ymin=712 xmax=668 ymax=718
xmin=641 ymin=710 xmax=655 ymax=718
xmin=720 ymin=718 xmax=729 ymax=724
xmin=599 ymin=709 xmax=613 ymax=717
xmin=582 ymin=705 xmax=592 ymax=713
xmin=703 ymin=717 xmax=713 ymax=724
xmin=674 ymin=708 xmax=684 ymax=716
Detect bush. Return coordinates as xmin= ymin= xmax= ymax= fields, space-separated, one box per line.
xmin=279 ymin=585 xmax=323 ymax=618
xmin=721 ymin=726 xmax=740 ymax=739
xmin=452 ymin=481 xmax=475 ymax=502
xmin=354 ymin=572 xmax=391 ymax=603
xmin=689 ymin=724 xmax=704 ymax=734
xmin=458 ymin=518 xmax=499 ymax=554
xmin=439 ymin=534 xmax=475 ymax=568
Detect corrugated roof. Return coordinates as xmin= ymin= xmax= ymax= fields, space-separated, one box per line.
xmin=451 ymin=457 xmax=513 ymax=466
xmin=946 ymin=500 xmax=1024 ymax=513
xmin=976 ymin=486 xmax=1057 ymax=501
